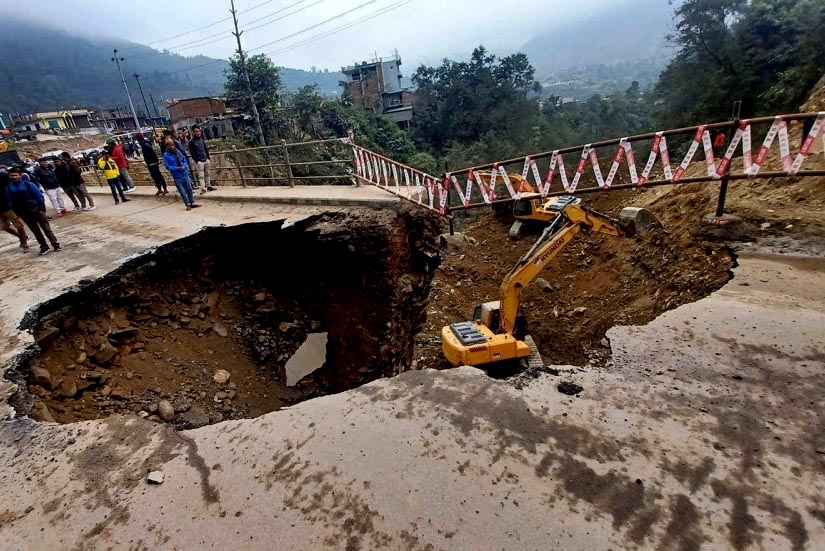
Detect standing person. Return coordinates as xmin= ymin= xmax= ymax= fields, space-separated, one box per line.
xmin=188 ymin=125 xmax=216 ymax=194
xmin=163 ymin=142 xmax=199 ymax=211
xmin=108 ymin=138 xmax=136 ymax=192
xmin=53 ymin=157 xmax=82 ymax=211
xmin=0 ymin=166 xmax=30 ymax=252
xmin=136 ymin=133 xmax=168 ymax=196
xmin=97 ymin=152 xmax=130 ymax=205
xmin=5 ymin=167 xmax=60 ymax=255
xmin=62 ymin=152 xmax=95 ymax=210
xmin=32 ymin=158 xmax=67 ymax=216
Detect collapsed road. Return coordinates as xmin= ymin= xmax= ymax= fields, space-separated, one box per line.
xmin=0 ymin=192 xmax=823 ymax=550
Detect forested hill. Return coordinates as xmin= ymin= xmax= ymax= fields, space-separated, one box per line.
xmin=0 ymin=19 xmax=343 ymax=113
xmin=521 ymin=0 xmax=674 ymax=77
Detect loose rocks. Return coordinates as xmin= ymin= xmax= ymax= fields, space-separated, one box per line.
xmin=147 ymin=471 xmax=165 ymax=485
xmin=558 ymin=382 xmax=584 ymax=396
xmin=212 ymin=369 xmax=231 ymax=385
xmin=157 ymin=400 xmax=175 ymax=422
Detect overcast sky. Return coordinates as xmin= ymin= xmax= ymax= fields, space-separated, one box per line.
xmin=12 ymin=0 xmax=646 ymax=70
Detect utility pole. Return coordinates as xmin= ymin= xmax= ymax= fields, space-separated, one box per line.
xmin=149 ymin=93 xmax=161 ymax=121
xmin=230 ymin=0 xmax=266 ymax=146
xmin=133 ymin=73 xmax=154 ymax=124
xmin=111 ymin=49 xmax=141 ymax=130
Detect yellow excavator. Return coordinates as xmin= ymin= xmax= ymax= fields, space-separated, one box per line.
xmin=441 ymin=199 xmax=660 ymax=367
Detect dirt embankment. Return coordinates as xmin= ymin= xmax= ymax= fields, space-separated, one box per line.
xmin=415 ymin=190 xmax=736 ymax=370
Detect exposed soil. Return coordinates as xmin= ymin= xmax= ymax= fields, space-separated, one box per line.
xmin=414 ymin=190 xmax=736 ymax=371
xmin=11 ymin=208 xmax=442 ymax=427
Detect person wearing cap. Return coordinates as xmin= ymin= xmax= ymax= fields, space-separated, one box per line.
xmin=5 ymin=167 xmax=60 ymax=255
xmin=0 ymin=166 xmax=30 ymax=252
xmin=97 ymin=151 xmax=130 ymax=205
xmin=61 ymin=152 xmax=95 ymax=210
xmin=32 ymin=158 xmax=67 ymax=216
xmin=107 ymin=138 xmax=136 ymax=193
xmin=136 ymin=133 xmax=168 ymax=196
xmin=163 ymin=142 xmax=199 ymax=211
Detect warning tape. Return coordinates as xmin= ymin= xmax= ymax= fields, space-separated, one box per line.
xmin=638 ymin=132 xmax=672 ymax=186
xmin=673 ymin=125 xmax=707 ymax=183
xmin=348 ymin=112 xmax=825 ymax=213
xmin=790 ymin=112 xmax=825 ymax=175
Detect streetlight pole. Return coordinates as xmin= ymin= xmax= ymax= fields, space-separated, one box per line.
xmin=133 ymin=73 xmax=154 ymax=125
xmin=111 ymin=49 xmax=141 ymax=130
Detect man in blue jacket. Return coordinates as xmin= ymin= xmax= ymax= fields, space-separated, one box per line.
xmin=5 ymin=167 xmax=61 ymax=255
xmin=163 ymin=143 xmax=200 ymax=211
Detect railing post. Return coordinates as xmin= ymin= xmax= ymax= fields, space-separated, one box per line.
xmin=351 ymin=145 xmax=360 ymax=187
xmin=93 ymin=166 xmax=104 ymax=187
xmin=282 ymin=139 xmax=294 ymax=187
xmin=715 ymin=110 xmax=740 ymax=217
xmin=233 ymin=145 xmax=247 ymax=188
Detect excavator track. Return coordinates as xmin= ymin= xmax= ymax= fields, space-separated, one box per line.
xmin=521 ymin=335 xmax=545 ymax=370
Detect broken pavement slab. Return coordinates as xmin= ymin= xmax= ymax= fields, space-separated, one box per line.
xmin=0 ymin=248 xmax=822 ymax=549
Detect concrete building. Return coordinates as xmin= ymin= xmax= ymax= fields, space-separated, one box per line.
xmin=167 ymin=97 xmax=235 ymax=139
xmin=340 ymin=53 xmax=414 ymax=128
xmin=87 ymin=108 xmax=157 ymax=133
xmin=12 ymin=109 xmax=94 ymax=133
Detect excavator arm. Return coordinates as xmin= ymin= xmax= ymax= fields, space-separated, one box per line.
xmin=498 ymin=204 xmax=630 ymax=334
xmin=442 ymin=201 xmax=655 ymax=367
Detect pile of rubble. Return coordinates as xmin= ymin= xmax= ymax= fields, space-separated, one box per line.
xmin=22 ymin=275 xmax=314 ymax=428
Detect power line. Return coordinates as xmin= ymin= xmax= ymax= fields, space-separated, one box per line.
xmin=121 ymin=0 xmax=276 ymax=51
xmin=248 ymin=0 xmax=378 ymax=52
xmin=264 ymin=0 xmax=412 ymax=57
xmin=130 ymin=0 xmax=320 ymax=60
xmin=158 ymin=0 xmax=412 ymax=77
xmin=244 ymin=0 xmax=325 ymax=33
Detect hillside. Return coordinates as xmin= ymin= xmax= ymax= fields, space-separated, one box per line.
xmin=522 ymin=0 xmax=673 ymax=78
xmin=0 ymin=19 xmax=343 ymax=113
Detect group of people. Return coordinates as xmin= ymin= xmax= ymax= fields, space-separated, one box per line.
xmin=94 ymin=125 xmax=215 ymax=210
xmin=1 ymin=124 xmax=217 ymax=256
xmin=0 ymin=154 xmax=90 ymax=255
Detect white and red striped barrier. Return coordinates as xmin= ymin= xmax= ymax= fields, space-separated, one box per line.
xmin=349 ymin=113 xmax=825 ymax=214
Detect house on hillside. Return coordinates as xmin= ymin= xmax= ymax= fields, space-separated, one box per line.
xmin=12 ymin=109 xmax=98 ymax=135
xmin=339 ymin=52 xmax=414 ymax=129
xmin=167 ymin=97 xmax=236 ymax=139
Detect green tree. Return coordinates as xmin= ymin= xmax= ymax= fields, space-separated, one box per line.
xmin=224 ymin=53 xmax=283 ymax=141
xmin=412 ymin=46 xmax=541 ymax=153
xmin=655 ymin=0 xmax=825 ymax=127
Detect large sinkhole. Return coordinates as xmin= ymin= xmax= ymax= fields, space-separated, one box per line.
xmin=9 ymin=209 xmax=442 ymax=428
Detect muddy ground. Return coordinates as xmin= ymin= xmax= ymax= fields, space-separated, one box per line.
xmin=414 ymin=190 xmax=737 ymax=371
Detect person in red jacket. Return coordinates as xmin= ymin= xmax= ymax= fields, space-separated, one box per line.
xmin=107 ymin=138 xmax=136 ymax=193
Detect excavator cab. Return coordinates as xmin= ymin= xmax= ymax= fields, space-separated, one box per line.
xmin=510 ymin=195 xmax=583 ymax=238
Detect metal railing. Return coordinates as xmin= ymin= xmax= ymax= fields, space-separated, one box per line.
xmin=435 ymin=111 xmax=825 ymax=217
xmin=351 ymin=143 xmax=445 ymax=214
xmin=81 ymin=136 xmax=357 ymax=188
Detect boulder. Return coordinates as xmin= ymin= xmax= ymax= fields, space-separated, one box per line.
xmin=29 ymin=366 xmax=54 ymax=390
xmin=93 ymin=342 xmax=118 ymax=365
xmin=157 ymin=400 xmax=175 ymax=422
xmin=213 ymin=369 xmax=231 ymax=385
xmin=212 ymin=324 xmax=228 ymax=338
xmin=439 ymin=232 xmax=478 ymax=253
xmin=150 ymin=304 xmax=171 ymax=318
xmin=59 ymin=377 xmax=78 ymax=399
xmin=181 ymin=406 xmax=210 ymax=429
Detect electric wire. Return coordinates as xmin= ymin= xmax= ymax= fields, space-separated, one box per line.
xmin=120 ymin=0 xmax=276 ymax=50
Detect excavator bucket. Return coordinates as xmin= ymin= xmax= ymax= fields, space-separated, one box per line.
xmin=619 ymin=207 xmax=662 ymax=236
